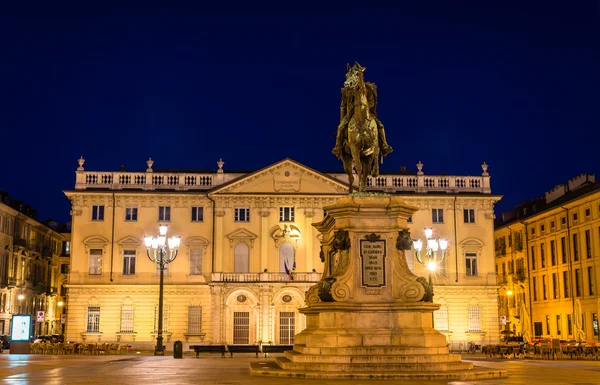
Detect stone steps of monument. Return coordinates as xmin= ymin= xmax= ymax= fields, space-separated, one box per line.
xmin=276 ymin=356 xmax=474 ymax=372
xmin=293 ymin=344 xmax=450 ymax=356
xmin=284 ymin=349 xmax=462 ymax=364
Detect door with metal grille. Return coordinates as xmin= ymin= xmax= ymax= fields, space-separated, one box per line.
xmin=233 ymin=311 xmax=249 ymax=344
xmin=279 ymin=312 xmax=295 ymax=344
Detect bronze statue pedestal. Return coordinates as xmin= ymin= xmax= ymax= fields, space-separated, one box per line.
xmin=251 ymin=195 xmax=505 ymax=380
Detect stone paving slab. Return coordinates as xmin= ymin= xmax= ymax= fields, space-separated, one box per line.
xmin=0 ymin=353 xmax=599 ymax=385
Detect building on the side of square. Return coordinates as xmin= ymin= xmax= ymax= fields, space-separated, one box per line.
xmin=63 ymin=157 xmax=501 ymax=349
xmin=0 ymin=192 xmax=70 ymax=337
xmin=495 ymin=174 xmax=600 ymax=342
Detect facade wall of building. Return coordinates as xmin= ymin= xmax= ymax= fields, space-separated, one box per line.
xmin=0 ymin=201 xmax=68 ymax=338
xmin=65 ymin=159 xmax=500 ymax=346
xmin=496 ymin=186 xmax=600 ymax=342
xmin=494 ymin=223 xmax=529 ymax=338
xmin=434 ymin=286 xmax=500 ymax=349
xmin=0 ymin=205 xmax=16 ymax=335
xmin=525 ymin=193 xmax=600 ymax=341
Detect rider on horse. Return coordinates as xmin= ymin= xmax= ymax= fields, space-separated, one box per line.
xmin=332 ymin=78 xmax=393 ymax=159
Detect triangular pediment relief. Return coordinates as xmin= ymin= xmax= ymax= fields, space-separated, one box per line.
xmin=116 ymin=236 xmax=142 ymax=246
xmin=211 ymin=159 xmax=348 ymax=195
xmin=226 ymin=228 xmax=258 ymax=247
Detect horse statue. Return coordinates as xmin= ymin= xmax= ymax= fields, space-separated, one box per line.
xmin=332 ymin=62 xmax=392 ymax=193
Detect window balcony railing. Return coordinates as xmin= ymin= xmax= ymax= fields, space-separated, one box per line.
xmin=211 ymin=272 xmax=322 ymax=283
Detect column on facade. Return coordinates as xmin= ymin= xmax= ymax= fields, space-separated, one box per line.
xmin=215 ymin=210 xmax=225 ymax=272
xmin=304 ymin=208 xmax=315 ymax=273
xmin=259 ymin=209 xmax=270 ymax=271
xmin=259 ymin=285 xmax=271 ymax=343
xmin=210 ymin=285 xmax=223 ymax=344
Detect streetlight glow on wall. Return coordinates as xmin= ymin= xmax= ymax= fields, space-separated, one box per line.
xmin=413 ymin=228 xmax=448 ymax=300
xmin=144 ymin=225 xmax=180 ymax=356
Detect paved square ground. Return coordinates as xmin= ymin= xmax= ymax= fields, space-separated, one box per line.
xmin=0 ymin=352 xmax=599 ymax=385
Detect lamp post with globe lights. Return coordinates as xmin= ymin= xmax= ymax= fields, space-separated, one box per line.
xmin=412 ymin=228 xmax=448 ymax=301
xmin=144 ymin=225 xmax=180 ymax=356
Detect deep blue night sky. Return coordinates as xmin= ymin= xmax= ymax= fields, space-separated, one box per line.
xmin=1 ymin=2 xmax=599 ymax=224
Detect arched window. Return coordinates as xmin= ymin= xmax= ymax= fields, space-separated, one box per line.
xmin=234 ymin=243 xmax=249 ymax=273
xmin=279 ymin=243 xmax=295 ymax=274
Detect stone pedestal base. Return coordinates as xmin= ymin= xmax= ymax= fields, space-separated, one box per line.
xmin=250 ymin=195 xmax=505 ymax=380
xmin=250 ymin=302 xmax=507 ymax=379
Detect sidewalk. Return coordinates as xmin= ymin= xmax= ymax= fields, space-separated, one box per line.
xmin=1 ymin=353 xmax=600 ymax=385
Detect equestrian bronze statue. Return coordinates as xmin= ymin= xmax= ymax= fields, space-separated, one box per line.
xmin=332 ymin=62 xmax=392 ymax=193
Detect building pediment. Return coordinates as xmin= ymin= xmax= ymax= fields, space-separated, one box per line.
xmin=116 ymin=236 xmax=141 ymax=247
xmin=226 ymin=228 xmax=258 ymax=247
xmin=83 ymin=236 xmax=110 ymax=246
xmin=210 ymin=158 xmax=348 ymax=195
xmin=184 ymin=236 xmax=210 ymax=252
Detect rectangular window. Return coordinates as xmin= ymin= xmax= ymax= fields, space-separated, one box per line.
xmin=573 ymin=233 xmax=579 ymax=261
xmin=593 ymin=313 xmax=598 ymax=337
xmin=563 ymin=271 xmax=570 ymax=298
xmin=233 ymin=311 xmax=250 ymax=344
xmin=279 ymin=207 xmax=295 ymax=222
xmin=234 ymin=207 xmax=250 ymax=222
xmin=573 ymin=212 xmax=578 ymax=222
xmin=188 ymin=306 xmax=202 ymax=334
xmin=191 ymin=206 xmax=204 ymax=222
xmin=122 ymin=250 xmax=136 ymax=275
xmin=542 ymin=275 xmax=547 ymax=300
xmin=125 ymin=207 xmax=138 ymax=221
xmin=530 ymin=246 xmax=536 ymax=270
xmin=588 ymin=266 xmax=595 ymax=296
xmin=190 ymin=249 xmax=203 ymax=275
xmin=158 ymin=206 xmax=171 ymax=222
xmin=279 ymin=311 xmax=295 ymax=344
xmin=120 ymin=305 xmax=134 ymax=333
xmin=60 ymin=264 xmax=70 ymax=274
xmin=91 ymin=205 xmax=104 ymax=221
xmin=86 ymin=306 xmax=100 ymax=332
xmin=585 ymin=208 xmax=591 ymax=217
xmin=556 ymin=315 xmax=562 ymax=336
xmin=552 ymin=273 xmax=558 ymax=299
xmin=88 ymin=249 xmax=102 ymax=275
xmin=550 ymin=220 xmax=555 ymax=230
xmin=561 ymin=237 xmax=567 ymax=264
xmin=585 ymin=230 xmax=591 ymax=258
xmin=550 ymin=240 xmax=556 ymax=266
xmin=467 ymin=306 xmax=482 ymax=332
xmin=541 ymin=224 xmax=545 ymax=233
xmin=575 ymin=268 xmax=582 ymax=297
xmin=546 ymin=315 xmax=550 ymax=335
xmin=540 ymin=243 xmax=546 ymax=268
xmin=463 ymin=209 xmax=475 ymax=223
xmin=434 ymin=306 xmax=449 ymax=332
xmin=531 ymin=227 xmax=536 ymax=236
xmin=561 ymin=216 xmax=566 ymax=226
xmin=567 ymin=314 xmax=573 ymax=336
xmin=465 ymin=252 xmax=478 ymax=276
xmin=432 ymin=208 xmax=444 ymax=223
xmin=533 ymin=277 xmax=538 ymax=301
xmin=153 ymin=306 xmax=169 ymax=333
xmin=534 ymin=322 xmax=543 ymax=337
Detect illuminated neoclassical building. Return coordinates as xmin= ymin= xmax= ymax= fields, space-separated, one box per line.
xmin=495 ymin=174 xmax=600 ymax=342
xmin=64 ymin=157 xmax=501 ymax=349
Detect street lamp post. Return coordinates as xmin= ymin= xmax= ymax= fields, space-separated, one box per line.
xmin=144 ymin=225 xmax=180 ymax=356
xmin=412 ymin=228 xmax=448 ymax=301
